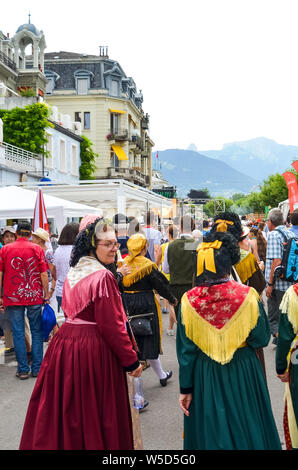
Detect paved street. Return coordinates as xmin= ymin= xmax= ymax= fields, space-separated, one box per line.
xmin=0 ymin=310 xmax=285 ymax=451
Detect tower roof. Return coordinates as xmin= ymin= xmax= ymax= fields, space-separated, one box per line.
xmin=16 ymin=23 xmax=40 ymax=36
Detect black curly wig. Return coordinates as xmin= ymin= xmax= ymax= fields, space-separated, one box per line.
xmin=210 ymin=211 xmax=243 ymax=242
xmin=195 ymin=231 xmax=240 ymax=284
xmin=70 ymin=218 xmax=113 ymax=267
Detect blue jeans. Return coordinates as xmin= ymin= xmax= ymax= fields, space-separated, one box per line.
xmin=56 ymin=296 xmax=62 ymax=312
xmin=6 ymin=304 xmax=44 ymax=374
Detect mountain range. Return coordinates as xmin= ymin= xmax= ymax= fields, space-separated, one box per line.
xmin=155 ymin=137 xmax=298 ymax=198
xmin=200 ymin=137 xmax=298 ymax=182
xmin=154 ymin=149 xmax=258 ymax=198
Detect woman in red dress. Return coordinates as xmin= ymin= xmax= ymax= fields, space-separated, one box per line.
xmin=19 ymin=219 xmax=142 ymax=450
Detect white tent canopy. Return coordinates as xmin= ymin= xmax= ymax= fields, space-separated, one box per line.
xmin=0 ymin=186 xmax=102 ymax=233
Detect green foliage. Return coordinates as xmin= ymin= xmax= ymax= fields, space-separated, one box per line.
xmin=18 ymin=87 xmax=36 ymax=97
xmin=0 ymin=103 xmax=53 ymax=156
xmin=231 ymin=172 xmax=292 ymax=214
xmin=79 ymin=135 xmax=97 ymax=180
xmin=259 ymin=173 xmax=288 ymax=208
xmin=204 ymin=198 xmax=234 ymax=217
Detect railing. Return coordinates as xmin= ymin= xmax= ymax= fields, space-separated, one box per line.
xmin=107 ymin=166 xmax=149 ymax=187
xmin=0 ymin=142 xmax=42 ymax=173
xmin=0 ymin=51 xmax=17 ymax=72
xmin=130 ymin=134 xmax=144 ymax=150
xmin=106 ymin=128 xmax=129 ymax=141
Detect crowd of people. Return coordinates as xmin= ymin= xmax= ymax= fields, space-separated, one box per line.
xmin=0 ymin=208 xmax=297 ymax=451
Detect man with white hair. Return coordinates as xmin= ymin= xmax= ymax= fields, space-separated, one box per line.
xmin=265 ymin=208 xmax=295 ymax=344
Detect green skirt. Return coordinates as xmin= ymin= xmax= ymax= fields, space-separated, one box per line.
xmin=184 ymin=346 xmax=282 ymax=450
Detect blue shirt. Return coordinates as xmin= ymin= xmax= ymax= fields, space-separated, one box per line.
xmin=265 ymin=225 xmax=295 ymax=291
xmin=289 ymin=225 xmax=298 ymax=237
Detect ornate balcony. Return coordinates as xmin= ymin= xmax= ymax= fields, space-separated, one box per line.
xmin=107 ymin=166 xmax=149 ymax=187
xmin=0 ymin=142 xmax=42 ymax=174
xmin=106 ymin=128 xmax=128 ymax=142
xmin=0 ymin=51 xmax=17 ymax=72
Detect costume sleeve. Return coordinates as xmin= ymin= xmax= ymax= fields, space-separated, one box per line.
xmin=149 ymin=268 xmax=176 ymax=304
xmin=94 ymin=271 xmax=139 ymax=372
xmin=246 ymin=301 xmax=271 ymax=349
xmin=176 ymin=306 xmax=198 ymax=393
xmin=276 ymin=312 xmax=296 ymax=374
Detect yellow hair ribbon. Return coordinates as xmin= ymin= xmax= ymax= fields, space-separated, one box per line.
xmin=215 ymin=219 xmax=234 ymax=232
xmin=196 ymin=241 xmax=222 ymax=276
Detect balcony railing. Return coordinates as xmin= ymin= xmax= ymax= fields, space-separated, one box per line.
xmin=130 ymin=134 xmax=144 ymax=150
xmin=0 ymin=142 xmax=42 ymax=173
xmin=107 ymin=166 xmax=149 ymax=187
xmin=0 ymin=51 xmax=17 ymax=72
xmin=106 ymin=128 xmax=128 ymax=141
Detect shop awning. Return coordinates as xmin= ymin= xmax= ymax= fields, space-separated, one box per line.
xmin=111 ymin=145 xmax=128 ymax=161
xmin=109 ymin=108 xmax=126 ymax=114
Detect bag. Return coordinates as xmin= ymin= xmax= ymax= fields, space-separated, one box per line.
xmin=274 ymin=228 xmax=298 ymax=282
xmin=42 ymin=304 xmax=57 ymax=341
xmin=128 ymin=313 xmax=154 ymax=336
xmin=132 ymin=377 xmax=145 ymax=409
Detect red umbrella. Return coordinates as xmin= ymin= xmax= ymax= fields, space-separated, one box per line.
xmin=33 ymin=188 xmax=50 ymax=234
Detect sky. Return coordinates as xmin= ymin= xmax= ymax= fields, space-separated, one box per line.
xmin=4 ymin=0 xmax=298 ymax=152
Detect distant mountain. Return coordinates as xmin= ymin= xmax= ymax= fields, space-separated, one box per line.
xmin=200 ymin=137 xmax=298 ymax=182
xmin=154 ymin=149 xmax=258 ymax=198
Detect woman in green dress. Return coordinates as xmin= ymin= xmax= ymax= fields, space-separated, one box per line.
xmin=276 ymin=284 xmax=298 ymax=450
xmin=177 ymin=231 xmax=281 ymax=450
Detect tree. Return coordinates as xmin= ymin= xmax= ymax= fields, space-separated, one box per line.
xmin=79 ymin=135 xmax=97 ymax=180
xmin=0 ymin=103 xmax=53 ymax=156
xmin=259 ymin=173 xmax=289 ymax=208
xmin=187 ymin=188 xmax=211 ymax=200
xmin=204 ymin=198 xmax=233 ymax=217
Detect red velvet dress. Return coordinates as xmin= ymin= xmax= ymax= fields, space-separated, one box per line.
xmin=19 ymin=258 xmax=139 ymax=450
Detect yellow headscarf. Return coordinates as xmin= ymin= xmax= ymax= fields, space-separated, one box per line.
xmin=123 ymin=234 xmax=158 ymax=287
xmin=127 ymin=233 xmax=147 ymax=259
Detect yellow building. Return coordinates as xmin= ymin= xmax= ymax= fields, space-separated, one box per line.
xmin=43 ymin=49 xmax=154 ymax=188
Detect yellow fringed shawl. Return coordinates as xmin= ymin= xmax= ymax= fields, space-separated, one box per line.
xmin=279 ymin=285 xmax=298 ymax=334
xmin=234 ymin=251 xmax=257 ymax=284
xmin=181 ymin=287 xmax=260 ymax=365
xmin=123 ymin=256 xmax=158 ymax=287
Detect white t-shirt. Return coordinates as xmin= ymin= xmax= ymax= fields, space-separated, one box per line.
xmin=53 ymin=245 xmax=73 ymax=297
xmin=143 ymin=227 xmax=162 ymax=261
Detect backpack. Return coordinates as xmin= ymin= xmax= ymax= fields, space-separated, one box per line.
xmin=274 ymin=228 xmax=298 ymax=282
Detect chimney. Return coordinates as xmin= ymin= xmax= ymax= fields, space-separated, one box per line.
xmin=7 ymin=33 xmax=10 ymax=38
xmin=99 ymin=46 xmax=109 ymax=58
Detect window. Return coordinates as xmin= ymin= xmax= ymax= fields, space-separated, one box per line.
xmin=71 ymin=145 xmax=78 ymax=176
xmin=77 ymin=78 xmax=88 ymax=95
xmin=74 ymin=69 xmax=94 ymax=95
xmin=45 ymin=133 xmax=53 ymax=168
xmin=84 ymin=112 xmax=90 ymax=130
xmin=44 ymin=71 xmax=60 ymax=95
xmin=111 ymin=80 xmax=119 ymax=96
xmin=110 ymin=113 xmax=118 ymax=133
xmin=110 ymin=151 xmax=119 ymax=168
xmin=60 ymin=139 xmax=66 ymax=172
xmin=75 ymin=112 xmax=81 ymax=122
xmin=45 ymin=78 xmax=54 ymax=95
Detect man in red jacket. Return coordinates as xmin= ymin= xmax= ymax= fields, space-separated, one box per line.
xmin=0 ymin=222 xmax=49 ymax=379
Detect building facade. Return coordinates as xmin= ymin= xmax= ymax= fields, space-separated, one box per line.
xmin=0 ymin=19 xmax=82 ymax=185
xmin=42 ymin=49 xmax=154 ymax=188
xmin=0 ymin=18 xmax=47 ymax=96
